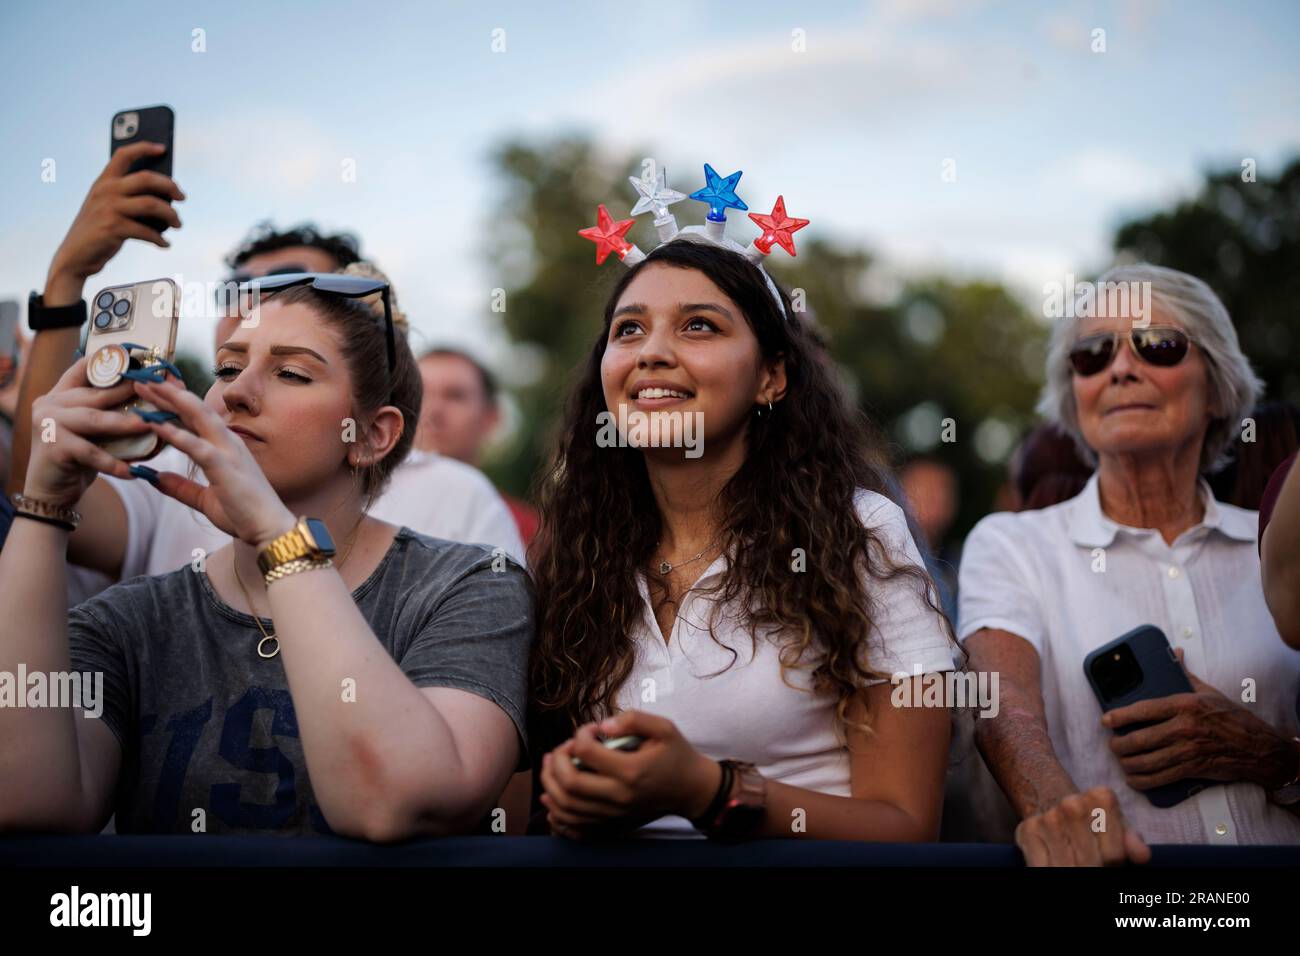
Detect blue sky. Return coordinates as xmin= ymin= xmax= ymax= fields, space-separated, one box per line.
xmin=2 ymin=0 xmax=1298 ymax=365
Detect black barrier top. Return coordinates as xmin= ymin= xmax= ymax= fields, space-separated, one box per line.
xmin=2 ymin=837 xmax=1298 ymax=868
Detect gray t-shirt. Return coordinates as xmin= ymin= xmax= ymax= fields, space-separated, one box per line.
xmin=67 ymin=526 xmax=534 ymax=836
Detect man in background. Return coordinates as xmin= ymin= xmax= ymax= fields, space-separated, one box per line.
xmin=414 ymin=347 xmax=539 ymax=548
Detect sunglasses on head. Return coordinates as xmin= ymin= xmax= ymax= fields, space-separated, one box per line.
xmin=237 ymin=272 xmax=396 ymax=374
xmin=215 ymin=264 xmax=309 ymax=313
xmin=1067 ymin=326 xmax=1191 ymax=377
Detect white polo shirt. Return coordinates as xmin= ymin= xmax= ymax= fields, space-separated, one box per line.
xmin=958 ymin=472 xmax=1300 ymax=845
xmin=615 ymin=489 xmax=956 ymax=836
xmin=100 ymin=445 xmax=525 ymax=582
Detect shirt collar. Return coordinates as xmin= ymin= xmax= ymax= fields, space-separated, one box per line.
xmin=1068 ymin=471 xmax=1257 ymax=548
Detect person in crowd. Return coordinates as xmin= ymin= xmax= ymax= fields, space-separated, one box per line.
xmin=1260 ymin=450 xmax=1300 ymax=649
xmin=1207 ymin=400 xmax=1300 ymax=511
xmin=530 ymin=238 xmax=956 ymax=842
xmin=1007 ymin=422 xmax=1094 ymax=512
xmin=0 ymin=270 xmax=533 ymax=838
xmin=959 ymin=263 xmax=1300 ymax=866
xmin=899 ymin=455 xmax=961 ymax=623
xmin=414 ymin=346 xmax=540 ymax=547
xmin=6 ymin=149 xmax=523 ymax=605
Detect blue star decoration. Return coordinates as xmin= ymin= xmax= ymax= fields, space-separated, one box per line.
xmin=689 ymin=163 xmax=748 ymax=222
xmin=629 ymin=169 xmax=687 ymax=221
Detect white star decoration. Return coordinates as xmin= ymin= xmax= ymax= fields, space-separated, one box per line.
xmin=628 ymin=169 xmax=687 ymax=221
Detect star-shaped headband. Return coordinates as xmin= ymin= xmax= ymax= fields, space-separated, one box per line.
xmin=579 ymin=162 xmax=810 ymax=318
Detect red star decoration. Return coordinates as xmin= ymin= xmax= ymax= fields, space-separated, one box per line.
xmin=748 ymin=196 xmax=810 ymax=256
xmin=579 ymin=204 xmax=636 ymax=264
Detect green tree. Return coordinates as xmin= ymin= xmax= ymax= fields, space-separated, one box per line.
xmin=1113 ymin=158 xmax=1300 ymax=406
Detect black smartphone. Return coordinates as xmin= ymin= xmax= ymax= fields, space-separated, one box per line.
xmin=1083 ymin=624 xmax=1214 ymax=808
xmin=110 ymin=106 xmax=175 ymax=234
xmin=0 ymin=300 xmax=19 ymax=388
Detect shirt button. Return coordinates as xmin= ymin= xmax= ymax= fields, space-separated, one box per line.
xmin=1215 ymin=823 xmax=1228 ymax=836
xmin=1182 ymin=626 xmax=1194 ymax=638
xmin=1168 ymin=566 xmax=1182 ymax=579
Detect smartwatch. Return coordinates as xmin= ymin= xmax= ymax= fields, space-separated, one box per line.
xmin=27 ymin=291 xmax=87 ymax=331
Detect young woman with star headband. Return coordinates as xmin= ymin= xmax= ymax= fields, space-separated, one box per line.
xmin=0 ymin=270 xmax=533 ymax=839
xmin=531 ymin=168 xmax=959 ymax=841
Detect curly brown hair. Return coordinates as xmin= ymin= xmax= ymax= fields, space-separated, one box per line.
xmin=528 ymin=240 xmax=955 ymax=754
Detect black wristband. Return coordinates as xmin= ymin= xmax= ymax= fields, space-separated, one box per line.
xmin=11 ymin=509 xmax=76 ymax=533
xmin=690 ymin=760 xmax=733 ymax=831
xmin=27 ymin=291 xmax=87 ymax=331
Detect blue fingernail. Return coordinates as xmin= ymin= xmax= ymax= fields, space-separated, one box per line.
xmin=129 ymin=464 xmax=161 ymax=486
xmin=130 ymin=408 xmax=180 ymax=424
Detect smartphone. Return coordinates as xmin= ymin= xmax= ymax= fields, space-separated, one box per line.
xmin=572 ymin=734 xmax=645 ymax=772
xmin=0 ymin=300 xmax=18 ymax=388
xmin=83 ymin=279 xmax=179 ymax=462
xmin=110 ymin=106 xmax=175 ymax=234
xmin=1083 ymin=624 xmax=1214 ymax=808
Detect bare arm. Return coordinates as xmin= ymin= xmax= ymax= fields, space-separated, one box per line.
xmin=263 ymin=560 xmax=522 ymax=842
xmin=965 ymin=628 xmax=1079 ymax=817
xmin=1261 ymin=456 xmax=1300 ymax=649
xmin=0 ymin=518 xmax=122 ymax=832
xmin=8 ymin=140 xmax=182 ymax=571
xmin=746 ymin=682 xmax=950 ymax=841
xmin=965 ymin=628 xmax=1149 ymax=865
xmin=5 ymin=323 xmax=81 ymax=498
xmin=0 ymin=356 xmax=146 ymax=831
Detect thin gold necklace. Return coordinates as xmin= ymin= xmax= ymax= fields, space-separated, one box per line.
xmin=233 ymin=517 xmax=364 ymax=660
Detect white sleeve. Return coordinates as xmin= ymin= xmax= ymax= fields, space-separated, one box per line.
xmin=98 ymin=446 xmax=194 ymax=581
xmin=461 ymin=482 xmax=526 ymax=567
xmin=100 ymin=473 xmax=161 ymax=582
xmin=856 ymin=492 xmax=957 ymax=684
xmin=956 ymin=512 xmax=1045 ymax=652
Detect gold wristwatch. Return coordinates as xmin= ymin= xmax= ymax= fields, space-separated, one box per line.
xmin=256 ymin=517 xmax=337 ymax=583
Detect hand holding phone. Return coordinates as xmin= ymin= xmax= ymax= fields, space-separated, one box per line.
xmin=572 ymin=734 xmax=645 ymax=772
xmin=83 ymin=278 xmax=181 ymax=462
xmin=110 ymin=106 xmax=177 ymax=235
xmin=1084 ymin=625 xmax=1215 ymax=807
xmin=45 ymin=109 xmax=182 ymax=304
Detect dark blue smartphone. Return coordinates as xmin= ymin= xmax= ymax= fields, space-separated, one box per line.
xmin=1083 ymin=624 xmax=1214 ymax=808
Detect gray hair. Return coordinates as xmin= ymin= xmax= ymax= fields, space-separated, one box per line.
xmin=1036 ymin=263 xmax=1263 ymax=473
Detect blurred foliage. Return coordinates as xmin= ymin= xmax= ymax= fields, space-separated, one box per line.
xmin=1112 ymin=158 xmax=1300 ymax=408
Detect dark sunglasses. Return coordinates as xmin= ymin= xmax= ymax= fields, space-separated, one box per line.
xmin=215 ymin=265 xmax=309 ymax=312
xmin=237 ymin=272 xmax=396 ymax=374
xmin=1067 ymin=326 xmax=1191 ymax=377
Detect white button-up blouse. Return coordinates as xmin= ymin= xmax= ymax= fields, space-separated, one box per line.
xmin=614 ymin=489 xmax=957 ymax=836
xmin=958 ymin=473 xmax=1300 ymax=845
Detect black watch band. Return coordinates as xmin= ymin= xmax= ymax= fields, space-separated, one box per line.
xmin=27 ymin=291 xmax=87 ymax=331
xmin=689 ymin=761 xmax=733 ymax=831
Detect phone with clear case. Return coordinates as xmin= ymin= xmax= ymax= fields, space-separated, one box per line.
xmin=82 ymin=278 xmax=179 ymax=462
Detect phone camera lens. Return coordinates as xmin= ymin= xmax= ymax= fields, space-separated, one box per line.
xmin=94 ymin=312 xmax=112 ymax=329
xmin=125 ymin=125 xmax=136 ymax=135
xmin=112 ymin=298 xmax=130 ymax=316
xmin=96 ymin=291 xmax=114 ymax=309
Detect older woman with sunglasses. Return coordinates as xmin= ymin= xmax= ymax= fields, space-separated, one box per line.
xmin=958 ymin=263 xmax=1300 ymax=866
xmin=0 ymin=272 xmax=533 ymax=839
